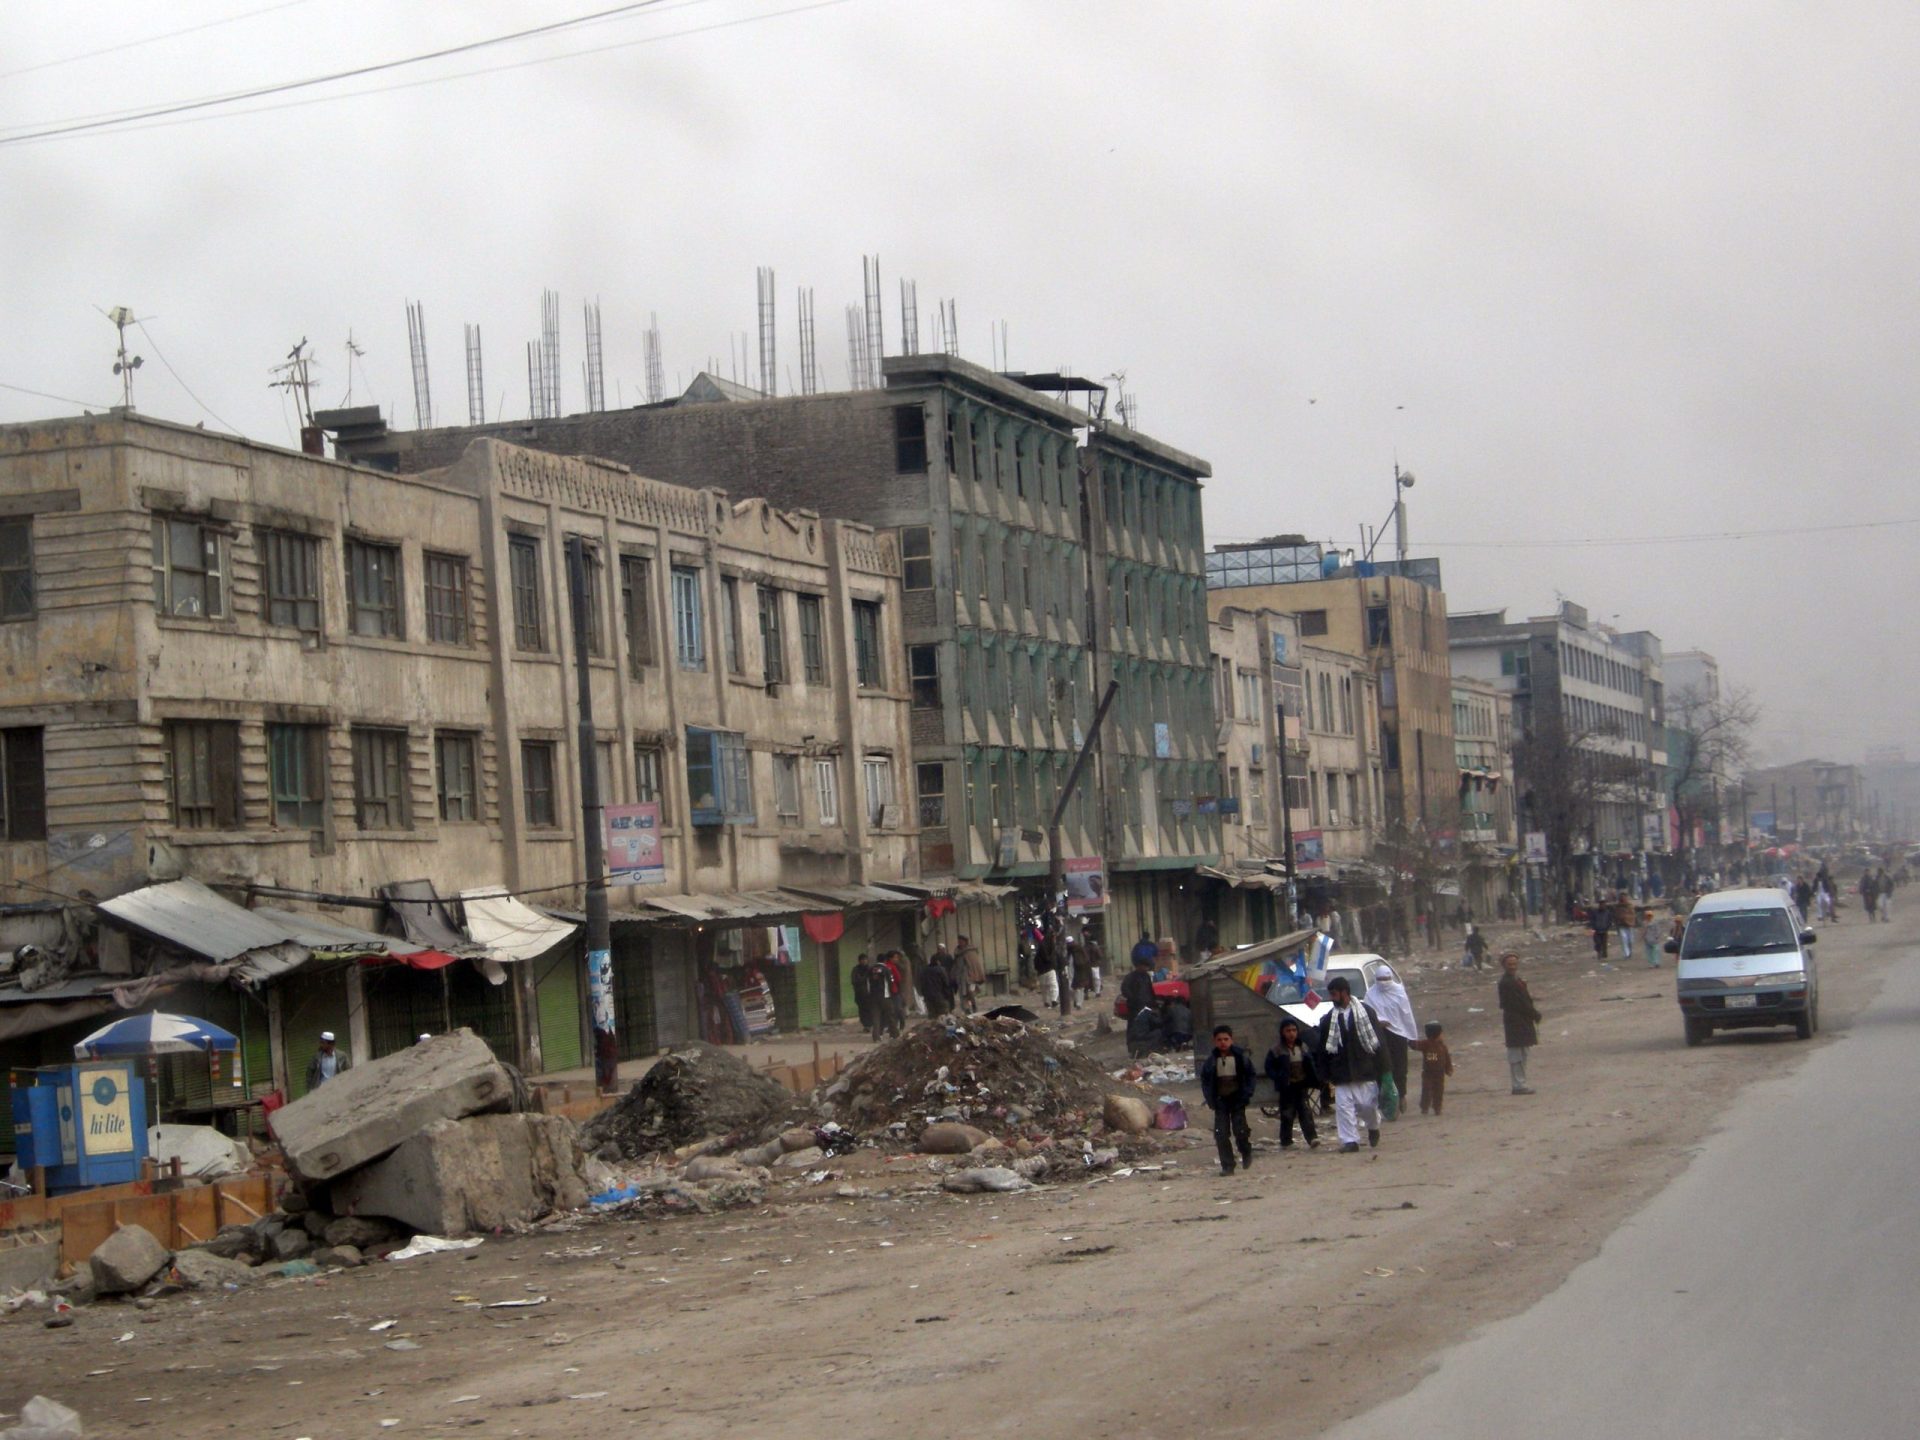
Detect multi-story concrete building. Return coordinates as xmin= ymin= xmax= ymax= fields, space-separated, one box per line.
xmin=1298 ymin=641 xmax=1384 ymax=865
xmin=328 ymin=354 xmax=1221 ymax=966
xmin=1450 ymin=601 xmax=1668 ymax=889
xmin=0 ymin=411 xmax=922 ymax=1131
xmin=1202 ymin=606 xmax=1304 ymax=946
xmin=1745 ymin=759 xmax=1866 ymax=847
xmin=1204 ymin=539 xmax=1456 ymax=842
xmin=1452 ymin=677 xmax=1517 ymax=916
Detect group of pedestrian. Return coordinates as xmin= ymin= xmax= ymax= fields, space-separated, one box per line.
xmin=1195 ymin=949 xmax=1543 ymax=1174
xmin=1860 ymin=867 xmax=1898 ymax=924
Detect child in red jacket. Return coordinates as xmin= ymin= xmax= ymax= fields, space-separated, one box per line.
xmin=1410 ymin=1020 xmax=1454 ymax=1116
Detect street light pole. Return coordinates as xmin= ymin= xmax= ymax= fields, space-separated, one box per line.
xmin=1048 ymin=680 xmax=1120 ymax=1020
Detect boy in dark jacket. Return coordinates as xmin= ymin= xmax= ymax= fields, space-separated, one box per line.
xmin=1263 ymin=1017 xmax=1322 ymax=1149
xmin=1199 ymin=1024 xmax=1256 ymax=1175
xmin=1410 ymin=1019 xmax=1454 ymax=1115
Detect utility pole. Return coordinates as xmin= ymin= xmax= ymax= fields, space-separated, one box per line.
xmin=1048 ymin=680 xmax=1120 ymax=1020
xmin=1276 ymin=696 xmax=1297 ymax=923
xmin=566 ymin=535 xmax=618 ymax=1093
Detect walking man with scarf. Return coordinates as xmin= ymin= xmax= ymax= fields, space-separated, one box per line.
xmin=1314 ymin=974 xmax=1384 ymax=1152
xmin=1498 ymin=950 xmax=1542 ymax=1095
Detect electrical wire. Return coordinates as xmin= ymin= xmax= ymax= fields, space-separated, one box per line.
xmin=0 ymin=0 xmax=679 ymax=146
xmin=0 ymin=379 xmax=116 ymax=410
xmin=133 ymin=317 xmax=239 ymax=433
xmin=0 ymin=0 xmax=319 ymax=81
xmin=1412 ymin=518 xmax=1920 ymax=549
xmin=0 ymin=0 xmax=855 ymax=148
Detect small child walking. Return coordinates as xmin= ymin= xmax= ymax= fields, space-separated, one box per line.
xmin=1410 ymin=1019 xmax=1454 ymax=1116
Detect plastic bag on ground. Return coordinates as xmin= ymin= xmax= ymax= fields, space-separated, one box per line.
xmin=0 ymin=1396 xmax=83 ymax=1439
xmin=1154 ymin=1097 xmax=1187 ymax=1130
xmin=387 ymin=1235 xmax=485 ymax=1261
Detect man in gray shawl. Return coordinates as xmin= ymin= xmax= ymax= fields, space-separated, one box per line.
xmin=1314 ymin=975 xmax=1384 ymax=1152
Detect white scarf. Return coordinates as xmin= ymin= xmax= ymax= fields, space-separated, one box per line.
xmin=1368 ymin=964 xmax=1419 ymax=1040
xmin=1323 ymin=998 xmax=1379 ymax=1057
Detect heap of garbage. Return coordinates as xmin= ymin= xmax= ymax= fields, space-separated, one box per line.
xmin=581 ymin=1042 xmax=792 ymax=1161
xmin=816 ymin=1013 xmax=1117 ymax=1143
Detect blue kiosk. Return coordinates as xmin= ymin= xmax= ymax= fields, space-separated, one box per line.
xmin=9 ymin=1062 xmax=148 ymax=1194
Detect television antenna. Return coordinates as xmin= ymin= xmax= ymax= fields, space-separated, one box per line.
xmin=106 ymin=306 xmax=142 ymax=408
xmin=269 ymin=338 xmax=316 ymax=428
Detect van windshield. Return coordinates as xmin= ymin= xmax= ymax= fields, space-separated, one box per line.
xmin=1681 ymin=908 xmax=1798 ymax=960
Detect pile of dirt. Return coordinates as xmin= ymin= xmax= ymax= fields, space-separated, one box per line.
xmin=818 ymin=1015 xmax=1115 ymax=1142
xmin=582 ymin=1042 xmax=792 ymax=1159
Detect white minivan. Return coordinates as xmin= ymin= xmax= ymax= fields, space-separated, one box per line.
xmin=1668 ymin=887 xmax=1818 ymax=1045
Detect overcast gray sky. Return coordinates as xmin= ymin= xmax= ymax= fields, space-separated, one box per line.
xmin=4 ymin=1 xmax=1915 ymax=768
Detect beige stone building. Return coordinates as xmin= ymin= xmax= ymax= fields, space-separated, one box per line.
xmin=1298 ymin=642 xmax=1385 ymax=866
xmin=0 ymin=412 xmax=927 ymax=1137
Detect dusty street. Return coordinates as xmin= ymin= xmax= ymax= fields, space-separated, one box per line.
xmin=11 ymin=912 xmax=1910 ymax=1440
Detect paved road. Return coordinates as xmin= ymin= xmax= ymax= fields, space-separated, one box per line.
xmin=1325 ymin=927 xmax=1920 ymax=1440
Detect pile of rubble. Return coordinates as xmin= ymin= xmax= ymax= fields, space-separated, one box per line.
xmin=817 ymin=1013 xmax=1118 ymax=1144
xmin=581 ymin=1042 xmax=792 ymax=1160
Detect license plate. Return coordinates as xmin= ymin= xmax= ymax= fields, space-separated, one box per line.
xmin=1726 ymin=994 xmax=1758 ymax=1009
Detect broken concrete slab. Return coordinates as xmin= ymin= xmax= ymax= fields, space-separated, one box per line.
xmin=170 ymin=1250 xmax=258 ymax=1290
xmin=0 ymin=1238 xmax=57 ymax=1294
xmin=331 ymin=1112 xmax=588 ymax=1236
xmin=90 ymin=1223 xmax=171 ymax=1295
xmin=271 ymin=1028 xmax=514 ymax=1183
xmin=321 ymin=1215 xmax=401 ymax=1251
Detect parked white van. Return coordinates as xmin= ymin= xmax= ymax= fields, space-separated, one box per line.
xmin=1668 ymin=887 xmax=1818 ymax=1045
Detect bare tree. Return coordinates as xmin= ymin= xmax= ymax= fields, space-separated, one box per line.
xmin=1513 ymin=710 xmax=1644 ymax=919
xmin=1666 ymin=683 xmax=1760 ymax=875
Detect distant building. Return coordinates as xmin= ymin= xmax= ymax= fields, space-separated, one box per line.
xmin=1451 ymin=677 xmax=1517 ymax=916
xmin=1745 ymin=759 xmax=1866 ymax=847
xmin=1450 ymin=601 xmax=1669 ymax=889
xmin=1206 ymin=540 xmax=1457 ymax=848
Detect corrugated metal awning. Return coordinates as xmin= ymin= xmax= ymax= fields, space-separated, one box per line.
xmin=784 ymin=883 xmax=920 ymax=910
xmin=97 ymin=877 xmax=304 ymax=962
xmin=460 ymin=888 xmax=580 ymax=962
xmin=382 ymin=879 xmax=472 ymax=952
xmin=636 ymin=890 xmax=817 ymax=924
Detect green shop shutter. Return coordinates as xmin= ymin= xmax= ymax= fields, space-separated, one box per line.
xmin=536 ymin=946 xmax=584 ymax=1074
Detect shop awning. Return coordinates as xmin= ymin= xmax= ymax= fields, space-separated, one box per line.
xmin=98 ymin=877 xmax=303 ymax=962
xmin=636 ymin=890 xmax=818 ymax=925
xmin=1196 ymin=865 xmax=1288 ymax=892
xmin=784 ymin=883 xmax=920 ymax=910
xmin=382 ymin=879 xmax=472 ymax=952
xmin=460 ymin=889 xmax=580 ymax=962
xmin=885 ymin=877 xmax=1016 ymax=905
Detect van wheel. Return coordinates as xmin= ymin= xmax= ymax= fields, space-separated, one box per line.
xmin=1684 ymin=1018 xmax=1708 ymax=1047
xmin=1794 ymin=1010 xmax=1814 ymax=1040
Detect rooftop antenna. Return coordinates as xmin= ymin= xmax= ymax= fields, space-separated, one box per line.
xmin=405 ymin=300 xmax=433 ymax=430
xmin=268 ymin=337 xmax=315 ymax=428
xmin=845 ymin=304 xmax=869 ymax=389
xmin=797 ymin=287 xmax=818 ymax=395
xmin=540 ymin=289 xmax=562 ymax=419
xmin=643 ymin=313 xmax=664 ymax=404
xmin=899 ymin=278 xmax=919 ymax=356
xmin=756 ymin=266 xmax=776 ymax=398
xmin=106 ymin=306 xmax=142 ymax=408
xmin=583 ymin=299 xmax=606 ymax=413
xmin=464 ymin=324 xmax=485 ymax=425
xmin=862 ymin=254 xmax=884 ymax=375
xmin=341 ymin=330 xmax=366 ymax=406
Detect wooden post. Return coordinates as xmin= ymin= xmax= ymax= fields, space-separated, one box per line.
xmin=212 ymin=1182 xmax=226 ymax=1233
xmin=28 ymin=1165 xmax=45 ymax=1198
xmin=167 ymin=1190 xmax=180 ymax=1248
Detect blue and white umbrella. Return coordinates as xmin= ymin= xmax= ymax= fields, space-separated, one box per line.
xmin=74 ymin=1011 xmax=239 ymax=1059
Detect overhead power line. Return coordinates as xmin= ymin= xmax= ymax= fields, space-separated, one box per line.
xmin=1412 ymin=518 xmax=1920 ymax=549
xmin=0 ymin=0 xmax=679 ymax=147
xmin=0 ymin=379 xmax=116 ymax=410
xmin=0 ymin=0 xmax=318 ymax=81
xmin=0 ymin=0 xmax=855 ymax=149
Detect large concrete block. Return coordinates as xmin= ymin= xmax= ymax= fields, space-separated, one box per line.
xmin=90 ymin=1222 xmax=170 ymax=1295
xmin=271 ymin=1029 xmax=513 ymax=1184
xmin=332 ymin=1113 xmax=588 ymax=1236
xmin=0 ymin=1237 xmax=57 ymax=1293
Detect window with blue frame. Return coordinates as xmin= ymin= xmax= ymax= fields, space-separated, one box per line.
xmin=685 ymin=726 xmax=753 ymax=825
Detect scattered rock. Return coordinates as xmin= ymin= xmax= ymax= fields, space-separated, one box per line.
xmin=1102 ymin=1095 xmax=1154 ymax=1134
xmin=683 ymin=1156 xmax=767 ymax=1184
xmin=90 ymin=1224 xmax=171 ymax=1296
xmin=271 ymin=1229 xmax=314 ymax=1262
xmin=776 ymin=1146 xmax=826 ymax=1169
xmin=918 ymin=1122 xmax=991 ymax=1154
xmin=940 ymin=1166 xmax=1035 ymax=1194
xmin=197 ymin=1226 xmax=263 ymax=1263
xmin=327 ymin=1244 xmax=365 ymax=1268
xmin=777 ymin=1127 xmax=818 ymax=1153
xmin=300 ymin=1209 xmax=332 ymax=1238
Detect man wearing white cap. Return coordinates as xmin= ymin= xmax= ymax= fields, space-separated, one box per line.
xmin=305 ymin=1031 xmax=350 ymax=1091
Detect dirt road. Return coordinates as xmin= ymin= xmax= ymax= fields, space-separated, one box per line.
xmin=11 ymin=913 xmax=1908 ymax=1439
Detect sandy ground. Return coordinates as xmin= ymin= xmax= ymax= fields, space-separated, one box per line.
xmin=10 ymin=910 xmax=1909 ymax=1440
